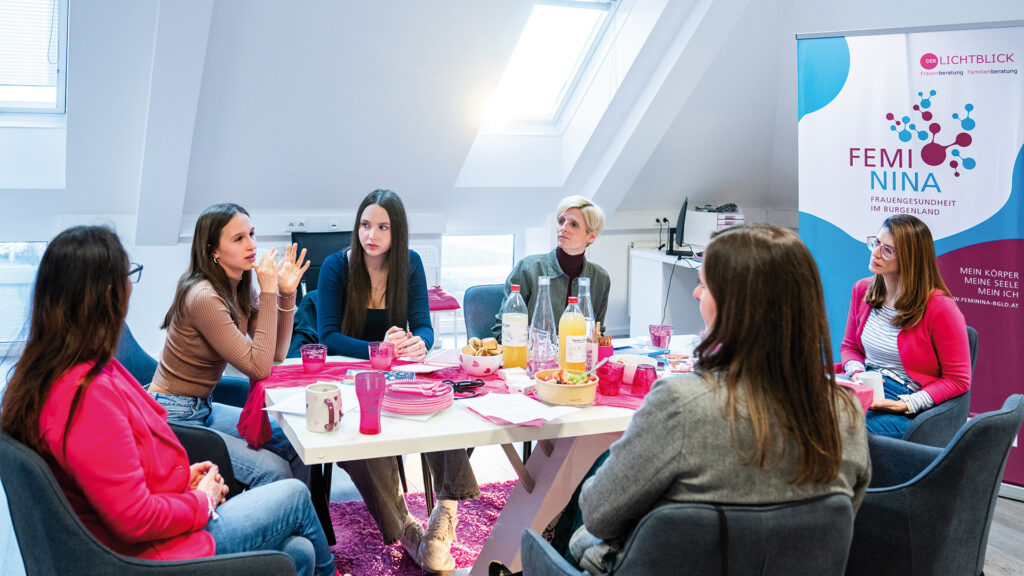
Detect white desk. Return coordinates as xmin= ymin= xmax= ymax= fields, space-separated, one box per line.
xmin=628 ymin=249 xmax=704 ymax=338
xmin=267 ymin=366 xmax=633 ymax=573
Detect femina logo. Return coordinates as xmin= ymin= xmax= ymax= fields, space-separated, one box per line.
xmin=921 ymin=53 xmax=939 ymax=70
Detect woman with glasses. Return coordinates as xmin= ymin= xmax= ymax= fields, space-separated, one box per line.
xmin=317 ymin=189 xmax=478 ymax=572
xmin=841 ymin=214 xmax=971 ymax=438
xmin=148 ymin=203 xmax=311 ymax=487
xmin=0 ymin=226 xmax=335 ymax=576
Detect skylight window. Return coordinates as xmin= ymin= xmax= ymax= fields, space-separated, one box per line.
xmin=0 ymin=0 xmax=68 ymax=113
xmin=483 ymin=1 xmax=614 ymax=131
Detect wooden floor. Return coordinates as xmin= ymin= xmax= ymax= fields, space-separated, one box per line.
xmin=330 ymin=445 xmax=1024 ymax=575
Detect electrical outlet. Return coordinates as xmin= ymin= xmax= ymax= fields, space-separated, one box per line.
xmin=286 ymin=219 xmax=307 ymax=231
xmin=329 ymin=220 xmax=339 ymax=230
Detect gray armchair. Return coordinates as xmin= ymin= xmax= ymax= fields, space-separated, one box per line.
xmin=464 ymin=283 xmax=505 ymax=341
xmin=900 ymin=325 xmax=978 ymax=447
xmin=521 ymin=493 xmax=855 ymax=576
xmin=0 ymin=430 xmax=295 ymax=576
xmin=845 ymin=394 xmax=1024 ymax=576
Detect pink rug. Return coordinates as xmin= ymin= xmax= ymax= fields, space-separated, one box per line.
xmin=328 ymin=480 xmax=517 ymax=575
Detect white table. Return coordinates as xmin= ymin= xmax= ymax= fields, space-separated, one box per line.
xmin=266 ymin=361 xmax=634 ymax=573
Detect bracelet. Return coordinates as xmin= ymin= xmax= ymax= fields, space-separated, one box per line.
xmin=278 ymin=303 xmax=297 ymax=312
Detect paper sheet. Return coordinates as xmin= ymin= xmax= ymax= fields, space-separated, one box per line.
xmin=460 ymin=393 xmax=578 ymax=425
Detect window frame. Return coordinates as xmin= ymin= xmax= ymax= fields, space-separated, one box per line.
xmin=485 ymin=0 xmax=618 ymax=131
xmin=0 ymin=0 xmax=70 ymax=115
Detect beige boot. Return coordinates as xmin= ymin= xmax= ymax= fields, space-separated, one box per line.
xmin=400 ymin=518 xmax=425 ymax=565
xmin=418 ymin=504 xmax=457 ymax=572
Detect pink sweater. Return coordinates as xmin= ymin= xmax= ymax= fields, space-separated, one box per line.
xmin=39 ymin=360 xmax=214 ymax=560
xmin=840 ymin=277 xmax=971 ymax=405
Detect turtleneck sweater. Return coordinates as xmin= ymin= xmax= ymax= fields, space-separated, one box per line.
xmin=556 ymin=247 xmax=585 ymax=303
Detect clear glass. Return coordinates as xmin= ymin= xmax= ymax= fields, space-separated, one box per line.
xmin=528 ymin=276 xmax=558 ymax=374
xmin=867 ymin=236 xmax=896 ymax=260
xmin=577 ymin=277 xmax=597 ymax=370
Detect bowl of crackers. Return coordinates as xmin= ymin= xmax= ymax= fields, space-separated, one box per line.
xmin=460 ymin=337 xmax=504 ymax=377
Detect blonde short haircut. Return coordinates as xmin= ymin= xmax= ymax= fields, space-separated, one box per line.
xmin=556 ymin=195 xmax=605 ymax=236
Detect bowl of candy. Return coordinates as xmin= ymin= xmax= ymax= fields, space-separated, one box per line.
xmin=459 ymin=337 xmax=504 ymax=377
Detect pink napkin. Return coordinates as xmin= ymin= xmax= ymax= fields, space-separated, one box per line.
xmin=838 ymin=381 xmax=874 ymax=413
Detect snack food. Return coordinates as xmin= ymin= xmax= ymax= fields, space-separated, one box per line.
xmin=536 ymin=369 xmax=598 ymax=386
xmin=462 ymin=337 xmax=503 ymax=357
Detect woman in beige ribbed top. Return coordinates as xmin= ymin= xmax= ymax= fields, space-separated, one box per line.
xmin=149 ymin=203 xmax=310 ymax=488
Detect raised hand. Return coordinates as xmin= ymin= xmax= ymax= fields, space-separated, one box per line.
xmin=277 ymin=243 xmax=310 ymax=296
xmin=255 ymin=248 xmax=280 ymax=294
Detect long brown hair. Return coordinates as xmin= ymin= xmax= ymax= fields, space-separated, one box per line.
xmin=342 ymin=189 xmax=410 ymax=337
xmin=1 ymin=226 xmax=130 ymax=454
xmin=162 ymin=203 xmax=257 ymax=329
xmin=693 ymin=224 xmax=859 ymax=485
xmin=866 ymin=214 xmax=950 ymax=327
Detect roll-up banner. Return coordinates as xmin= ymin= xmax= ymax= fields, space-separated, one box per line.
xmin=797 ymin=21 xmax=1024 ymax=489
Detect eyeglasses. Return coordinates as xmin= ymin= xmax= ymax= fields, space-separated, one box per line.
xmin=443 ymin=378 xmax=485 ymax=399
xmin=866 ymin=237 xmax=897 ymax=261
xmin=127 ymin=263 xmax=144 ymax=284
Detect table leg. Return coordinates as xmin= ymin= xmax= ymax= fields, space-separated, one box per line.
xmin=469 ymin=432 xmax=622 ymax=575
xmin=310 ymin=463 xmax=336 ymax=546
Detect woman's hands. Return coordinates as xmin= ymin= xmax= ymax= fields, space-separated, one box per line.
xmin=277 ymin=243 xmax=310 ymax=296
xmin=870 ymin=399 xmax=909 ymax=414
xmin=254 ymin=244 xmax=310 ymax=296
xmin=191 ymin=461 xmax=228 ymax=505
xmin=255 ymin=248 xmax=280 ymax=294
xmin=385 ymin=327 xmax=428 ymax=361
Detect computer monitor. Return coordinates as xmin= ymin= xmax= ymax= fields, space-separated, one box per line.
xmin=666 ymin=197 xmax=693 ymax=257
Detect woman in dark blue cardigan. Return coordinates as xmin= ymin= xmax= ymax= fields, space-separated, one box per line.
xmin=316 ymin=189 xmax=478 ymax=573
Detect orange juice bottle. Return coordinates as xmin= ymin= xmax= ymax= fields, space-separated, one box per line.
xmin=559 ymin=297 xmax=587 ymax=371
xmin=501 ymin=285 xmax=529 ymax=369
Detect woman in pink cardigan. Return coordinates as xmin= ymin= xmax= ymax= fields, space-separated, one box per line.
xmin=0 ymin=226 xmax=335 ymax=576
xmin=841 ymin=214 xmax=971 ymax=437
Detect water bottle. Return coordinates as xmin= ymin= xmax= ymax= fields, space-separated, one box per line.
xmin=577 ymin=277 xmax=597 ymax=371
xmin=528 ymin=276 xmax=558 ymax=374
xmin=501 ymin=284 xmax=529 ymax=369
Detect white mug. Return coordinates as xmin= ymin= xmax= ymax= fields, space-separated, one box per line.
xmin=858 ymin=371 xmax=885 ymax=403
xmin=306 ymin=383 xmax=342 ymax=433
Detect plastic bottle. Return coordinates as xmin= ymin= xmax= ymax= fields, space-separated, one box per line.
xmin=528 ymin=276 xmax=558 ymax=374
xmin=577 ymin=277 xmax=597 ymax=371
xmin=501 ymin=284 xmax=529 ymax=369
xmin=559 ymin=297 xmax=587 ymax=371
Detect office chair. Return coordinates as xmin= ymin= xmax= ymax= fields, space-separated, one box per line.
xmin=291 ymin=231 xmax=351 ymax=301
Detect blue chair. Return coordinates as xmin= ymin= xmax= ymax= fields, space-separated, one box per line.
xmin=115 ymin=323 xmax=250 ymax=408
xmin=0 ymin=430 xmax=295 ymax=575
xmin=464 ymin=284 xmax=505 ymax=342
xmin=845 ymin=394 xmax=1024 ymax=576
xmin=900 ymin=325 xmax=978 ymax=447
xmin=520 ymin=494 xmax=855 ymax=575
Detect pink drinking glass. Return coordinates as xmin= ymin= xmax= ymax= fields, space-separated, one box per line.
xmin=632 ymin=364 xmax=658 ymax=396
xmin=649 ymin=324 xmax=673 ymax=349
xmin=355 ymin=371 xmax=387 ymax=435
xmin=368 ymin=341 xmax=395 ymax=370
xmin=597 ymin=360 xmax=624 ymax=396
xmin=300 ymin=343 xmax=327 ymax=374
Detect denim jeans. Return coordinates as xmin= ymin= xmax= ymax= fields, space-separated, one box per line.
xmin=151 ymin=393 xmax=309 ymax=487
xmin=205 ymin=478 xmax=335 ymax=576
xmin=865 ymin=374 xmax=917 ymax=438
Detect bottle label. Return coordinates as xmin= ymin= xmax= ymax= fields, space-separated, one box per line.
xmin=565 ymin=335 xmax=587 ymax=363
xmin=502 ymin=314 xmax=528 ymax=347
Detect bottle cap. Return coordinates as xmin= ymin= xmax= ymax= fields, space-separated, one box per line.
xmin=567 ymin=297 xmax=578 ymax=304
xmin=511 ymin=284 xmax=520 ymax=291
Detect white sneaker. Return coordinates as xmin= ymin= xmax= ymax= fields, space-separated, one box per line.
xmin=418 ymin=505 xmax=457 ymax=573
xmin=400 ymin=520 xmax=425 ymax=564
